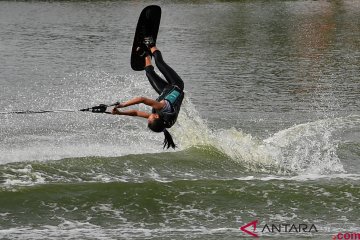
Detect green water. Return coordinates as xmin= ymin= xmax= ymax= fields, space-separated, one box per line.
xmin=1 ymin=147 xmax=360 ymax=239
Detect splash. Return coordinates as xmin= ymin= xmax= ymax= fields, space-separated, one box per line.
xmin=1 ymin=70 xmax=357 ymax=175
xmin=265 ymin=115 xmax=359 ymax=174
xmin=0 ymin=72 xmax=163 ymax=164
xmin=174 ymin=97 xmax=358 ymax=174
xmin=174 ymin=99 xmax=278 ymax=172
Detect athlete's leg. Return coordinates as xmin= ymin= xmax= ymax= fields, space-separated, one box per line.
xmin=150 ymin=47 xmax=184 ymax=91
xmin=144 ymin=55 xmax=168 ymax=94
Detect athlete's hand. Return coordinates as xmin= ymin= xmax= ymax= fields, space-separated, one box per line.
xmin=115 ymin=103 xmax=125 ymax=108
xmin=112 ymin=108 xmax=120 ymax=115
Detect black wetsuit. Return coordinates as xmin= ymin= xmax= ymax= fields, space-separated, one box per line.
xmin=145 ymin=50 xmax=184 ymax=128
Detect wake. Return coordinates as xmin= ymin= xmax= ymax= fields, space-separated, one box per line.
xmin=175 ymin=98 xmax=359 ymax=175
xmin=1 ymin=71 xmax=358 ymax=177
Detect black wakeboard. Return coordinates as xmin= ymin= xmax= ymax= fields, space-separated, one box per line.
xmin=130 ymin=5 xmax=161 ymax=71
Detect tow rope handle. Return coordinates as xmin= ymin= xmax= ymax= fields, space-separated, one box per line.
xmin=80 ymin=102 xmax=120 ymax=114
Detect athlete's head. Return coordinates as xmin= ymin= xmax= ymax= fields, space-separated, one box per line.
xmin=147 ymin=113 xmax=165 ymax=132
xmin=147 ymin=114 xmax=176 ymax=149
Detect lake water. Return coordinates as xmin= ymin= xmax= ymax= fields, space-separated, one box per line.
xmin=0 ymin=1 xmax=359 ymax=239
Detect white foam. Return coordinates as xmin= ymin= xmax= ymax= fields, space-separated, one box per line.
xmin=0 ymin=73 xmax=163 ymax=164
xmin=235 ymin=173 xmax=360 ymax=182
xmin=1 ymin=70 xmax=358 ymax=177
xmin=265 ymin=115 xmax=360 ymax=174
xmin=0 ymin=140 xmax=161 ymax=164
xmin=175 ymin=100 xmax=359 ymax=175
xmin=175 ymin=98 xmax=276 ymax=171
xmin=0 ymin=224 xmax=240 ymax=240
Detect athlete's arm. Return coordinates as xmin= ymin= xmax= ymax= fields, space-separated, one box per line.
xmin=112 ymin=109 xmax=150 ymax=119
xmin=116 ymin=97 xmax=164 ymax=110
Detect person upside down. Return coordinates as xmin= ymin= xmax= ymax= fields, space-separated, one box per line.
xmin=112 ymin=37 xmax=184 ymax=149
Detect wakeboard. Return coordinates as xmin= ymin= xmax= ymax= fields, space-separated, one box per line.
xmin=130 ymin=5 xmax=161 ymax=71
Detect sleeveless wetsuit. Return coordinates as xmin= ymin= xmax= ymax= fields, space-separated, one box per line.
xmin=144 ymin=50 xmax=184 ymax=128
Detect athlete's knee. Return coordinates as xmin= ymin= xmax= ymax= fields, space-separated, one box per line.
xmin=145 ymin=65 xmax=155 ymax=73
xmin=153 ymin=50 xmax=164 ymax=62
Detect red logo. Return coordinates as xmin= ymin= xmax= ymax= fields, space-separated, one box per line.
xmin=240 ymin=220 xmax=259 ymax=237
